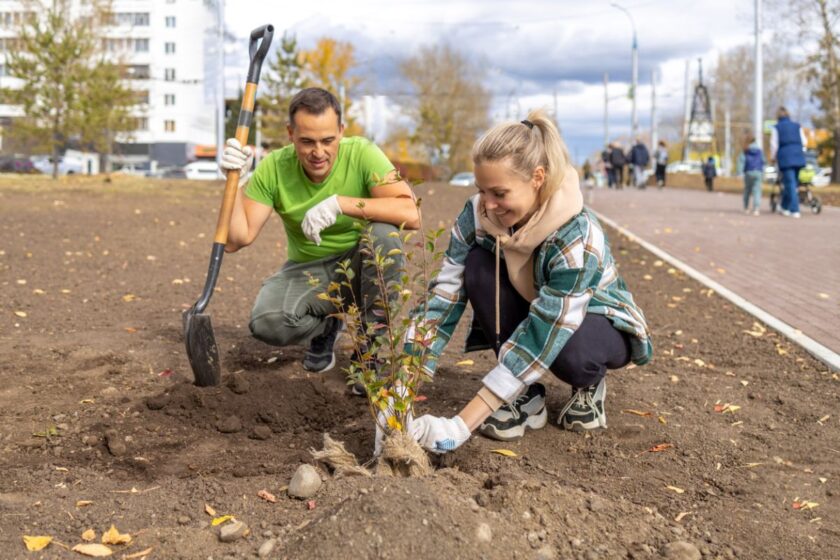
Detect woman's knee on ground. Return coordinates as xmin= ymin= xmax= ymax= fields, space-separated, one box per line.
xmin=550 ymin=343 xmax=606 ymax=388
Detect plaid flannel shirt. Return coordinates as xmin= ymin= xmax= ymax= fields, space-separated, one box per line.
xmin=406 ymin=194 xmax=653 ymax=402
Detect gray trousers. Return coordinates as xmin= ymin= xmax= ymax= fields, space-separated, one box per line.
xmin=249 ymin=222 xmax=403 ymax=347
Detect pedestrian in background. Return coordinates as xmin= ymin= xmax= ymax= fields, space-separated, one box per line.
xmin=602 ymin=145 xmax=615 ymax=188
xmin=653 ymin=141 xmax=668 ymax=188
xmin=609 ymin=142 xmax=626 ymax=189
xmin=737 ymin=135 xmax=764 ymax=215
xmin=628 ymin=138 xmax=650 ymax=189
xmin=770 ymin=106 xmax=807 ymax=218
xmin=702 ymin=156 xmax=716 ymax=192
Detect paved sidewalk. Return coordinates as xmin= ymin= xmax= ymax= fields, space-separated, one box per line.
xmin=588 ymin=187 xmax=840 ymax=359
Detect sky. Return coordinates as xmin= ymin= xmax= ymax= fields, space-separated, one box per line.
xmin=222 ymin=0 xmax=764 ymax=163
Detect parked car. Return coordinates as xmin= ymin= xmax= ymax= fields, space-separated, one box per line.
xmin=812 ymin=167 xmax=831 ymax=187
xmin=0 ymin=155 xmax=36 ymax=173
xmin=30 ymin=154 xmax=84 ymax=175
xmin=665 ymin=160 xmax=702 ymax=175
xmin=183 ymin=160 xmax=222 ymax=181
xmin=448 ymin=172 xmax=475 ymax=187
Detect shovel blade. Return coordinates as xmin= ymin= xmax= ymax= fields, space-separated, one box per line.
xmin=183 ymin=309 xmax=221 ymax=386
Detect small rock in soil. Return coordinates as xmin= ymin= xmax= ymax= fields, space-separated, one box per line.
xmin=476 ymin=522 xmax=492 ymax=543
xmin=145 ymin=394 xmax=169 ymax=410
xmin=288 ymin=464 xmax=322 ymax=498
xmin=217 ymin=415 xmax=242 ymax=434
xmin=250 ymin=425 xmax=272 ymax=440
xmin=219 ymin=520 xmax=250 ymax=542
xmin=226 ymin=371 xmax=250 ymax=394
xmin=258 ymin=538 xmax=276 ymax=558
xmin=177 ymin=515 xmax=191 ymax=525
xmin=535 ymin=546 xmax=555 ymax=560
xmin=662 ymin=541 xmax=701 ymax=560
xmin=100 ymin=386 xmax=119 ymax=397
xmin=104 ymin=430 xmax=126 ymax=456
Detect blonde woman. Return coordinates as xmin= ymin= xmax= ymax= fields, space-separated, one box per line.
xmin=406 ymin=110 xmax=653 ymax=452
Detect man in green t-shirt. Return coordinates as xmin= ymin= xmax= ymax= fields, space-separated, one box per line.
xmin=219 ymin=88 xmax=419 ymax=393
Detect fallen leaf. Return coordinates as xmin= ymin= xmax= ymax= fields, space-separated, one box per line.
xmin=307 ymin=500 xmax=317 ymax=510
xmin=621 ymin=409 xmax=653 ymax=417
xmin=817 ymin=293 xmax=829 ymax=300
xmin=792 ymin=500 xmax=819 ymax=511
xmin=33 ymin=288 xmax=46 ymax=295
xmin=647 ymin=443 xmax=673 ymax=453
xmin=211 ymin=515 xmax=233 ymax=526
xmin=674 ymin=512 xmax=692 ymax=522
xmin=670 ymin=375 xmax=680 ymax=383
xmin=123 ymin=547 xmax=154 ymax=559
xmin=76 ymin=500 xmax=93 ymax=507
xmin=714 ymin=403 xmax=741 ymax=414
xmin=121 ymin=294 xmax=136 ymax=302
xmin=81 ymin=529 xmax=96 ymax=541
xmin=158 ymin=369 xmax=173 ymax=378
xmin=693 ymin=358 xmax=706 ymax=367
xmin=819 ymin=477 xmax=827 ymax=484
xmin=72 ymin=543 xmax=113 ymax=556
xmin=124 ymin=327 xmax=137 ymax=333
xmin=658 ymin=415 xmax=667 ymax=425
xmin=642 ymin=274 xmax=653 ymax=280
xmin=14 ymin=310 xmax=27 ymax=318
xmin=79 ymin=399 xmax=95 ymax=405
xmin=101 ymin=525 xmax=131 ymax=545
xmin=23 ymin=536 xmax=52 ymax=551
xmin=490 ymin=449 xmax=519 ymax=457
xmin=817 ymin=415 xmax=830 ymax=425
xmin=740 ymin=380 xmax=749 ymax=387
xmin=743 ymin=322 xmax=766 ymax=337
xmin=204 ymin=504 xmax=217 ymax=516
xmin=257 ymin=490 xmax=277 ymax=503
xmin=455 ymin=359 xmax=474 ymax=366
xmin=665 ymin=485 xmax=685 ymax=494
xmin=413 ymin=395 xmax=428 ymax=402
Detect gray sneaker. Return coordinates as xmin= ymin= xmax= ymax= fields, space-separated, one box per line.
xmin=479 ymin=383 xmax=547 ymax=441
xmin=558 ymin=377 xmax=607 ymax=431
xmin=302 ymin=317 xmax=342 ymax=373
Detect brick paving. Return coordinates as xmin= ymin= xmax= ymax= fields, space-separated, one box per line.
xmin=588 ymin=187 xmax=840 ymax=357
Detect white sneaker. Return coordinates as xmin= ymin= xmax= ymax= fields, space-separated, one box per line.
xmin=753 ymin=210 xmax=760 ymax=216
xmin=780 ymin=209 xmax=791 ymax=217
xmin=792 ymin=212 xmax=801 ymax=218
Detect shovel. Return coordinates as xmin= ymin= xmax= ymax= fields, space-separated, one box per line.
xmin=183 ymin=24 xmax=274 ymax=386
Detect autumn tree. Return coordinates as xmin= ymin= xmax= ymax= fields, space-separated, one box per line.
xmin=708 ymin=43 xmax=808 ymax=163
xmin=399 ymin=44 xmax=491 ymax=174
xmin=259 ymin=32 xmax=307 ymax=148
xmin=299 ymin=37 xmax=364 ymax=135
xmin=0 ymin=0 xmax=137 ymax=177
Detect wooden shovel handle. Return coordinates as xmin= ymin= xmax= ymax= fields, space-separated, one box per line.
xmin=214 ymin=81 xmax=257 ymax=245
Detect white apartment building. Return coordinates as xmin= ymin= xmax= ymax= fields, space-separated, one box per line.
xmin=0 ymin=0 xmax=220 ymax=169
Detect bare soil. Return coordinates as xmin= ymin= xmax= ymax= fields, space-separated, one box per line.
xmin=1 ymin=176 xmax=837 ymax=559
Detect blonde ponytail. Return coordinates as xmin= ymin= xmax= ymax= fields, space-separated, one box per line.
xmin=471 ymin=108 xmax=571 ymax=205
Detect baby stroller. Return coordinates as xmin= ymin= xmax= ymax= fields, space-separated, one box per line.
xmin=769 ymin=165 xmax=823 ymax=215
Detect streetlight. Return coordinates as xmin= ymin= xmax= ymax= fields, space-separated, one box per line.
xmin=611 ymin=2 xmax=638 ymax=140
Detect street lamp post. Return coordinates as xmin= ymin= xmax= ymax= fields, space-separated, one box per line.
xmin=611 ymin=3 xmax=638 ymax=140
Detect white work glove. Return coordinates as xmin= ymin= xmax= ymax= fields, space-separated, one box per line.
xmin=220 ymin=138 xmax=254 ymax=187
xmin=301 ymin=194 xmax=342 ymax=245
xmin=411 ymin=414 xmax=471 ymax=454
xmin=374 ymin=386 xmax=412 ymax=457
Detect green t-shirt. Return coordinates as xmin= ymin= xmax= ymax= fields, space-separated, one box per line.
xmin=245 ymin=136 xmax=396 ymax=262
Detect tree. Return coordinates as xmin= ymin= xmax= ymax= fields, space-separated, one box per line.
xmin=769 ymin=0 xmax=840 ymax=180
xmin=299 ymin=37 xmax=364 ymax=135
xmin=399 ymin=44 xmax=491 ymax=174
xmin=259 ymin=32 xmax=307 ymax=148
xmin=0 ymin=0 xmax=137 ymax=177
xmin=708 ymin=43 xmax=808 ymax=163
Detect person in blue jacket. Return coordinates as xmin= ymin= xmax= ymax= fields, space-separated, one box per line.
xmin=770 ymin=107 xmax=807 ymax=218
xmin=737 ymin=136 xmax=765 ymax=215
